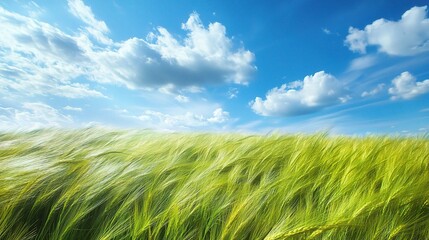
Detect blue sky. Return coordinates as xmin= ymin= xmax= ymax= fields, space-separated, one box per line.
xmin=0 ymin=0 xmax=429 ymax=134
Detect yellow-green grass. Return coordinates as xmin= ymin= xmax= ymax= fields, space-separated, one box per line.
xmin=0 ymin=129 xmax=428 ymax=239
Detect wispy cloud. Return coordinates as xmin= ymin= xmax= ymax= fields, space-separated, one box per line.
xmin=227 ymin=88 xmax=239 ymax=99
xmin=63 ymin=106 xmax=83 ymax=112
xmin=322 ymin=28 xmax=331 ymax=35
xmin=67 ymin=0 xmax=112 ymax=45
xmin=0 ymin=6 xmax=103 ymax=99
xmin=0 ymin=103 xmax=73 ymax=130
xmin=175 ymin=95 xmax=190 ymax=103
xmin=361 ymin=83 xmax=385 ymax=97
xmin=0 ymin=4 xmax=256 ymax=103
xmin=348 ymin=55 xmax=378 ymax=71
xmin=138 ymin=108 xmax=230 ymax=130
xmin=24 ymin=1 xmax=45 ymax=18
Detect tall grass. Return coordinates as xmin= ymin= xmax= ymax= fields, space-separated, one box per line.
xmin=0 ymin=129 xmax=428 ymax=239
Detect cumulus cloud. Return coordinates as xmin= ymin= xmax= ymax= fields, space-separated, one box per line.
xmin=388 ymin=72 xmax=429 ymax=100
xmin=101 ymin=12 xmax=255 ymax=90
xmin=0 ymin=103 xmax=73 ymax=130
xmin=0 ymin=2 xmax=251 ymax=130
xmin=0 ymin=3 xmax=255 ymax=101
xmin=361 ymin=83 xmax=385 ymax=97
xmin=138 ymin=108 xmax=230 ymax=129
xmin=208 ymin=108 xmax=230 ymax=123
xmin=250 ymin=71 xmax=348 ymax=116
xmin=345 ymin=6 xmax=429 ymax=56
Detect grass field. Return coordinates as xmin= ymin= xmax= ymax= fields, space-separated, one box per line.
xmin=0 ymin=129 xmax=428 ymax=239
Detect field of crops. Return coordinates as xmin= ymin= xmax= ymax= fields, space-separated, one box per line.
xmin=0 ymin=129 xmax=428 ymax=239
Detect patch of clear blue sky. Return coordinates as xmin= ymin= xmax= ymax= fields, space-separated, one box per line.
xmin=1 ymin=0 xmax=429 ymax=134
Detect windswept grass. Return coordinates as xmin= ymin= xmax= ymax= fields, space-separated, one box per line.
xmin=0 ymin=129 xmax=428 ymax=239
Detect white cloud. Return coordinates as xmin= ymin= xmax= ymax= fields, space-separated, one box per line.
xmin=138 ymin=107 xmax=230 ymax=130
xmin=361 ymin=83 xmax=385 ymax=97
xmin=227 ymin=87 xmax=239 ymax=99
xmin=348 ymin=55 xmax=378 ymax=71
xmin=0 ymin=8 xmax=87 ymax=62
xmin=208 ymin=108 xmax=230 ymax=123
xmin=322 ymin=28 xmax=331 ymax=35
xmin=345 ymin=27 xmax=368 ymax=54
xmin=345 ymin=6 xmax=429 ymax=56
xmin=0 ymin=6 xmax=106 ymax=99
xmin=0 ymin=2 xmax=251 ymax=130
xmin=63 ymin=106 xmax=82 ymax=111
xmin=0 ymin=5 xmax=255 ymax=102
xmin=250 ymin=71 xmax=348 ymax=116
xmin=388 ymin=71 xmax=429 ymax=100
xmin=89 ymin=13 xmax=255 ymax=91
xmin=0 ymin=103 xmax=72 ymax=130
xmin=24 ymin=1 xmax=45 ymax=18
xmin=175 ymin=95 xmax=190 ymax=103
xmin=139 ymin=111 xmax=205 ymax=128
xmin=55 ymin=83 xmax=106 ymax=98
xmin=67 ymin=0 xmax=112 ymax=45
